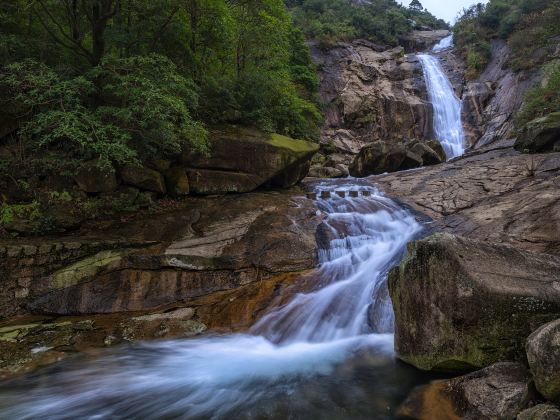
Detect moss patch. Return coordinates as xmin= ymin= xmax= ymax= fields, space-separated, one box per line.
xmin=50 ymin=250 xmax=128 ymax=290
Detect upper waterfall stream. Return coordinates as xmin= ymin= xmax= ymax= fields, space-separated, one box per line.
xmin=418 ymin=44 xmax=466 ymax=159
xmin=0 ymin=181 xmax=430 ymax=419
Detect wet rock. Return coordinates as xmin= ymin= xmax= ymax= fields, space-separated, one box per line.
xmin=182 ymin=126 xmax=318 ymax=194
xmin=426 ymin=140 xmax=447 ymax=162
xmin=388 ymin=233 xmax=560 ymax=371
xmin=164 ymin=166 xmax=190 ymax=196
xmin=74 ymin=160 xmax=118 ymax=193
xmin=526 ymin=319 xmax=560 ymax=403
xmin=515 ymin=112 xmax=560 ymax=153
xmin=121 ymin=165 xmax=166 ymax=194
xmin=446 ymin=362 xmax=532 ymax=419
xmin=120 ymin=308 xmax=206 ymax=341
xmin=517 ymin=404 xmax=560 ymax=420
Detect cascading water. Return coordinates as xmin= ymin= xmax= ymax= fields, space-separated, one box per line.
xmin=418 ymin=50 xmax=465 ymax=159
xmin=432 ymin=34 xmax=454 ymax=52
xmin=0 ymin=181 xmax=425 ymax=419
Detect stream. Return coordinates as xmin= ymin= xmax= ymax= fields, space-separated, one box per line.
xmin=0 ymin=41 xmax=465 ymax=420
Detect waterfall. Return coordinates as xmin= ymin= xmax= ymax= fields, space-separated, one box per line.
xmin=432 ymin=34 xmax=454 ymax=52
xmin=418 ymin=53 xmax=465 ymax=159
xmin=0 ymin=182 xmax=423 ymax=419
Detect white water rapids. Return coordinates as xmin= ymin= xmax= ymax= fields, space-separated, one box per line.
xmin=419 ymin=46 xmax=465 ymax=159
xmin=0 ymin=181 xmax=424 ymax=419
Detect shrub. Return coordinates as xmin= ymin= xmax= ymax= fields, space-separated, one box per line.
xmin=515 ymin=63 xmax=560 ymax=127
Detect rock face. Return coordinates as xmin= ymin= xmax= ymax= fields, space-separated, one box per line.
xmin=526 ymin=319 xmax=560 ymax=403
xmin=309 ymin=40 xmax=433 ymax=154
xmin=182 ymin=126 xmax=318 ymax=194
xmin=515 ymin=112 xmax=560 ymax=153
xmin=349 ymin=140 xmax=444 ymax=177
xmin=462 ymin=40 xmax=542 ymax=149
xmin=17 ymin=189 xmax=321 ymax=315
xmin=375 ymin=147 xmax=560 ymax=256
xmin=388 ymin=233 xmax=560 ymax=371
xmin=517 ymin=404 xmax=560 ymax=420
xmin=445 ymin=362 xmax=532 ymax=419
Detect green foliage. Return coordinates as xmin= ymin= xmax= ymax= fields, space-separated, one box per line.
xmin=454 ymin=0 xmax=560 ymax=78
xmin=0 ymin=0 xmax=321 ymax=171
xmin=287 ymin=0 xmax=447 ymax=45
xmin=0 ymin=201 xmax=41 ymax=226
xmin=515 ymin=63 xmax=560 ymax=127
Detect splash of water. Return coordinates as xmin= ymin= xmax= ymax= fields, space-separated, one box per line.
xmin=0 ymin=182 xmax=422 ymax=419
xmin=418 ymin=54 xmax=465 ymax=159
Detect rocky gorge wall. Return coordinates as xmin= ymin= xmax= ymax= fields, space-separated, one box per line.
xmin=309 ymin=37 xmax=438 ymax=155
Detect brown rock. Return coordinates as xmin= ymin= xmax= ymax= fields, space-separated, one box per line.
xmin=164 ymin=166 xmax=190 ymax=196
xmin=74 ymin=160 xmax=118 ymax=193
xmin=389 ymin=233 xmax=560 ymax=371
xmin=526 ymin=319 xmax=560 ymax=403
xmin=121 ymin=165 xmax=166 ymax=194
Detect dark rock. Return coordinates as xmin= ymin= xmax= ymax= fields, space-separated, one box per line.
xmin=349 ymin=141 xmax=408 ymax=176
xmin=446 ymin=362 xmax=531 ymax=420
xmin=426 ymin=139 xmax=447 ymax=162
xmin=121 ymin=165 xmax=166 ymax=194
xmin=74 ymin=160 xmax=118 ymax=193
xmin=135 ymin=191 xmax=158 ymax=208
xmin=517 ymin=404 xmax=560 ymax=420
xmin=187 ymin=169 xmax=261 ymax=195
xmin=400 ymin=150 xmax=424 ymax=170
xmin=164 ymin=166 xmax=190 ymax=196
xmin=308 ymin=166 xmax=345 ymax=178
xmin=526 ymin=319 xmax=560 ymax=403
xmin=181 ymin=126 xmax=318 ymax=194
xmin=515 ymin=112 xmax=560 ymax=153
xmin=388 ymin=233 xmax=560 ymax=371
xmin=411 ymin=141 xmax=445 ymax=165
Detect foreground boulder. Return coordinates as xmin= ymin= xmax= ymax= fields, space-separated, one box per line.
xmin=515 ymin=112 xmax=560 ymax=153
xmin=349 ymin=140 xmax=444 ymax=177
xmin=182 ymin=126 xmax=318 ymax=194
xmin=388 ymin=233 xmax=560 ymax=371
xmin=526 ymin=319 xmax=560 ymax=403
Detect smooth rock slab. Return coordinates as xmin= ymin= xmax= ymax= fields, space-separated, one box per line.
xmin=526 ymin=319 xmax=560 ymax=403
xmin=388 ymin=233 xmax=560 ymax=371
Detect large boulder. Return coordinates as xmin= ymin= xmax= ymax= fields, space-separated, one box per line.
xmin=515 ymin=112 xmax=560 ymax=153
xmin=74 ymin=160 xmax=118 ymax=193
xmin=349 ymin=140 xmax=444 ymax=177
xmin=121 ymin=165 xmax=166 ymax=194
xmin=181 ymin=126 xmax=319 ymax=194
xmin=349 ymin=141 xmax=408 ymax=176
xmin=388 ymin=233 xmax=560 ymax=371
xmin=526 ymin=319 xmax=560 ymax=403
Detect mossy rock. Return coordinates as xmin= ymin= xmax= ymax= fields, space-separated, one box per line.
xmin=515 ymin=111 xmax=560 ymax=153
xmin=389 ymin=233 xmax=560 ymax=372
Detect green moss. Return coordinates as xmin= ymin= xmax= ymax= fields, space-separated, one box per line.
xmin=267 ymin=133 xmax=319 ymax=154
xmin=50 ymin=250 xmax=128 ymax=290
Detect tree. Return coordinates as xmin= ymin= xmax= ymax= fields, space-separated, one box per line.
xmin=409 ymin=0 xmax=423 ymax=12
